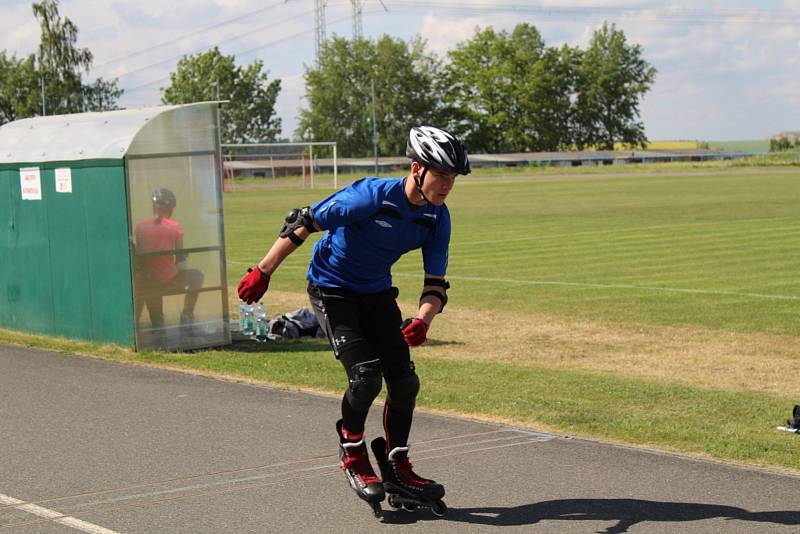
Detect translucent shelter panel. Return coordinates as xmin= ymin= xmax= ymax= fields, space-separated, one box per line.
xmin=128 ymin=155 xmax=222 ymax=248
xmin=128 ymin=153 xmax=227 ymax=351
xmin=135 ymin=290 xmax=227 ymax=351
xmin=0 ymin=102 xmax=227 ymax=351
xmin=0 ymin=104 xmax=214 ymax=164
xmin=127 ymin=104 xmax=217 ymax=157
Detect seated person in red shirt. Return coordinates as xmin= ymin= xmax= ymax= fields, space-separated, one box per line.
xmin=134 ymin=188 xmax=203 ymax=333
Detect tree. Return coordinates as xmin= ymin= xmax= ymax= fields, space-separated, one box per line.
xmin=297 ymin=35 xmax=440 ymax=157
xmin=162 ymin=47 xmax=281 ymax=144
xmin=439 ymin=26 xmax=519 ymax=153
xmin=572 ymin=22 xmax=656 ymax=150
xmin=8 ymin=0 xmax=123 ymax=118
xmin=439 ymin=24 xmax=581 ymax=153
xmin=81 ymin=77 xmax=124 ymax=112
xmin=520 ymin=43 xmax=580 ymax=151
xmin=32 ymin=0 xmax=90 ymax=114
xmin=770 ymin=136 xmax=793 ymax=152
xmin=0 ymin=52 xmax=39 ymax=125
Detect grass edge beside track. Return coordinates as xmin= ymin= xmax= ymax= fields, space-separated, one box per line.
xmin=1 ymin=328 xmax=798 ymax=475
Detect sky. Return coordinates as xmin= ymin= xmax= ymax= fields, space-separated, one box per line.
xmin=2 ymin=0 xmax=799 ymax=142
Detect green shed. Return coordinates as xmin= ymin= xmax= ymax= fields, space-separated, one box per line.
xmin=0 ymin=103 xmax=231 ymax=351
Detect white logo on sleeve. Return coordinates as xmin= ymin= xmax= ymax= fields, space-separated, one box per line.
xmin=374 ymin=220 xmax=393 ymax=228
xmin=319 ymin=201 xmax=337 ymax=213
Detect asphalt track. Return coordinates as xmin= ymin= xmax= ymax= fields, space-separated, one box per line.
xmin=2 ymin=344 xmax=799 ymax=533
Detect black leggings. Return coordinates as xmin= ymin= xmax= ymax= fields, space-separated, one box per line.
xmin=136 ymin=268 xmax=204 ymax=328
xmin=308 ymin=283 xmax=417 ymax=449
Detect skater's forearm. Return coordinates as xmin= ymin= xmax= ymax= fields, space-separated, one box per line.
xmin=416 ymin=300 xmax=439 ymax=326
xmin=256 ymin=228 xmax=312 ymax=276
xmin=417 ymin=273 xmax=447 ymax=326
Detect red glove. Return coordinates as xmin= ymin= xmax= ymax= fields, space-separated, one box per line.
xmin=237 ymin=267 xmax=270 ymax=304
xmin=401 ymin=318 xmax=428 ymax=347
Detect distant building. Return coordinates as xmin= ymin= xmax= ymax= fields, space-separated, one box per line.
xmin=771 ymin=131 xmax=800 ymax=142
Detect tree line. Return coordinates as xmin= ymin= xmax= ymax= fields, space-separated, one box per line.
xmin=0 ymin=0 xmax=122 ymax=125
xmin=299 ymin=22 xmax=656 ymax=156
xmin=1 ymin=1 xmax=657 ymax=157
xmin=769 ymin=136 xmax=800 ymax=152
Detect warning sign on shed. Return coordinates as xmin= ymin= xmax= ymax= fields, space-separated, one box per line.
xmin=20 ymin=167 xmax=42 ymax=200
xmin=55 ymin=168 xmax=72 ymax=193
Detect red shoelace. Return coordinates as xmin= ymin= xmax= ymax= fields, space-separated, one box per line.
xmin=394 ymin=458 xmax=430 ymax=488
xmin=343 ymin=454 xmax=381 ymax=484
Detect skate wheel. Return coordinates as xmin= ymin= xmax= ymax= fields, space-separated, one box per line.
xmin=431 ymin=500 xmax=448 ymax=517
xmin=402 ymin=502 xmax=419 ymax=512
xmin=387 ymin=494 xmax=402 ymax=509
xmin=371 ymin=501 xmax=383 ymax=518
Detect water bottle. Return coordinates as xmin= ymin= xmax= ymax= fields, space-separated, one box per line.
xmin=255 ymin=302 xmax=268 ymax=342
xmin=238 ymin=300 xmax=247 ymax=333
xmin=243 ymin=303 xmax=255 ymax=336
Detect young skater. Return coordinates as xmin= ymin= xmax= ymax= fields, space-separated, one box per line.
xmin=237 ymin=126 xmax=470 ymax=516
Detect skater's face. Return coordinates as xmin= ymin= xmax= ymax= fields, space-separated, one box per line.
xmin=412 ymin=162 xmax=457 ymax=206
xmin=153 ymin=204 xmax=173 ymax=218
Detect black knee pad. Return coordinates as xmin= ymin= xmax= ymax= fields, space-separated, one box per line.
xmin=385 ymin=361 xmax=420 ymax=414
xmin=346 ymin=358 xmax=383 ymax=412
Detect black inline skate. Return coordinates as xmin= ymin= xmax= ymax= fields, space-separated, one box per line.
xmin=336 ymin=420 xmax=385 ymax=517
xmin=370 ymin=436 xmax=447 ymax=517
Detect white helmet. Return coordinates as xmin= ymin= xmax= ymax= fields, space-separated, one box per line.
xmin=406 ymin=126 xmax=471 ymax=175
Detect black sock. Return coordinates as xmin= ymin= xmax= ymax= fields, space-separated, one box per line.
xmin=341 ymin=392 xmax=368 ymax=437
xmin=382 ymin=402 xmax=413 ymax=453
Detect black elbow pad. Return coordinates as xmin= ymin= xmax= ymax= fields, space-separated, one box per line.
xmin=279 ymin=206 xmax=317 ymax=245
xmin=420 ymin=278 xmax=450 ymax=313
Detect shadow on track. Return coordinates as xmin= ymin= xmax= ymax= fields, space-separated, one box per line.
xmin=382 ymin=499 xmax=800 ymax=532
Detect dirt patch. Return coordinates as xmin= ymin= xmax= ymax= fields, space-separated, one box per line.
xmin=255 ymin=291 xmax=800 ymax=398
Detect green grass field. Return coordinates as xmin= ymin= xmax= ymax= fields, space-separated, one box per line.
xmin=229 ymin=170 xmax=800 ymax=336
xmin=215 ymin=168 xmax=800 ymax=470
xmin=4 ymin=166 xmax=799 ymax=471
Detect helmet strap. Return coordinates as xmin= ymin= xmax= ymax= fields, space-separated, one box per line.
xmin=413 ymin=167 xmax=431 ymax=204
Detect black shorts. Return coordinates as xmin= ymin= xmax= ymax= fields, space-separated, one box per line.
xmin=307 ymin=282 xmax=410 ymax=376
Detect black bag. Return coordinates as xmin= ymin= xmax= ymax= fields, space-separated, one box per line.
xmin=267 ymin=307 xmax=323 ymax=340
xmin=787 ymin=405 xmax=800 ymax=430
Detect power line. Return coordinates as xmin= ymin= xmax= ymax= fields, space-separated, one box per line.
xmin=238 ymin=12 xmax=355 ymax=60
xmin=92 ymin=0 xmax=292 ymax=72
xmin=123 ymin=11 xmax=366 ymax=95
xmin=117 ymin=2 xmax=800 ymax=97
xmin=114 ymin=9 xmax=316 ymax=81
xmin=315 ymin=0 xmax=328 ymax=62
xmin=351 ymin=0 xmax=366 ymax=39
xmin=385 ymin=1 xmax=800 ymax=25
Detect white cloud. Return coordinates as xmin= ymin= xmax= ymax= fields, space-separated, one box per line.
xmin=3 ymin=1 xmax=799 ymax=140
xmin=417 ymin=13 xmax=524 ymax=56
xmin=770 ymin=81 xmax=800 ymax=107
xmin=2 ymin=3 xmax=39 ymax=55
xmin=540 ymin=0 xmax=657 ymax=5
xmin=275 ymin=74 xmax=306 ymax=137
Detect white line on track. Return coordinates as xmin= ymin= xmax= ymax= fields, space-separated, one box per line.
xmin=0 ymin=436 xmax=554 ymax=534
xmin=26 ymin=433 xmax=547 ymax=512
xmin=0 ymin=428 xmax=511 ymax=513
xmin=227 ymin=262 xmax=798 ymax=301
xmin=391 ymin=272 xmax=800 ymax=301
xmin=0 ymin=493 xmax=119 ymax=534
xmin=451 ymin=216 xmax=798 ymax=248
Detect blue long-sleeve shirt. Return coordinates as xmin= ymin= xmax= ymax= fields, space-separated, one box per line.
xmin=307 ymin=177 xmax=451 ymax=294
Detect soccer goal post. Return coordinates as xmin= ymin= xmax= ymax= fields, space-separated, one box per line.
xmin=221 ymin=142 xmax=338 ymax=191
